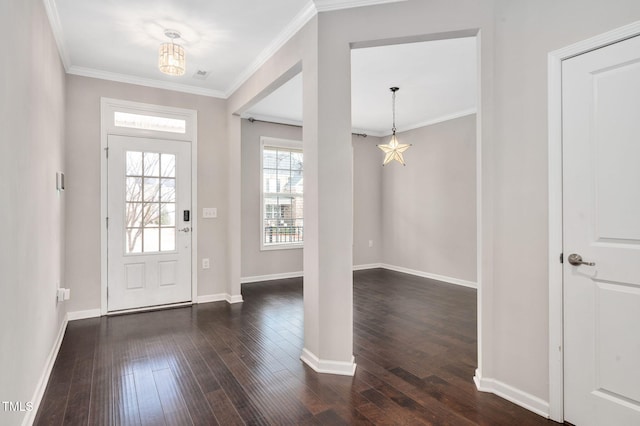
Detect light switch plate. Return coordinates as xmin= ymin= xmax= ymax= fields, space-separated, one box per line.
xmin=203 ymin=208 xmax=217 ymax=218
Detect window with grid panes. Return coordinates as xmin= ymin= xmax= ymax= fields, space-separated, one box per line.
xmin=261 ymin=138 xmax=303 ymax=249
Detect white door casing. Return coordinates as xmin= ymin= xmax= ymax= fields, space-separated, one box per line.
xmin=107 ymin=135 xmax=192 ymax=311
xmin=562 ymin=34 xmax=640 ymax=425
xmin=100 ymin=98 xmax=198 ymax=315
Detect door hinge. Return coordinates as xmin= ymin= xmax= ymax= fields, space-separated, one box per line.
xmin=559 ymin=252 xmax=563 ymax=264
xmin=104 ymin=147 xmax=109 ymax=158
xmin=106 ymin=217 xmax=109 ymax=229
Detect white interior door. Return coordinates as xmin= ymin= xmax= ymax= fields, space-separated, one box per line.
xmin=107 ymin=135 xmax=192 ymax=311
xmin=563 ymin=35 xmax=640 ymax=425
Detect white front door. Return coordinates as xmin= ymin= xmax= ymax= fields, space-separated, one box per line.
xmin=107 ymin=135 xmax=192 ymax=311
xmin=563 ymin=35 xmax=640 ymax=425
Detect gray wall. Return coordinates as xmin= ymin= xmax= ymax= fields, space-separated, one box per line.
xmin=65 ymin=75 xmax=229 ymax=312
xmin=489 ymin=0 xmax=640 ymax=398
xmin=240 ymin=118 xmax=383 ymax=277
xmin=241 ymin=119 xmax=303 ymax=278
xmin=382 ymin=114 xmax=477 ymax=283
xmin=0 ymin=0 xmax=67 ymax=424
xmin=353 ymin=134 xmax=384 ymax=266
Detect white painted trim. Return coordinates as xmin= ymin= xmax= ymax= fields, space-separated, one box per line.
xmin=242 ymin=271 xmax=304 ymax=284
xmin=546 ymin=20 xmax=640 ymax=423
xmin=197 ymin=293 xmax=228 ymax=304
xmin=224 ymin=1 xmax=317 ymax=97
xmin=226 ymin=294 xmax=244 ymax=304
xmin=372 ymin=108 xmax=478 ymax=137
xmin=67 ymin=309 xmax=101 ymax=321
xmin=474 ymin=376 xmax=550 ymax=419
xmin=242 ymin=109 xmax=476 ymax=139
xmin=22 ymin=315 xmax=68 ymax=426
xmin=352 ymin=263 xmax=383 ymax=271
xmin=391 ymin=108 xmax=477 ymax=137
xmin=300 ymin=348 xmax=357 ymax=376
xmin=380 ymin=263 xmax=477 ymax=289
xmin=69 ymin=66 xmax=226 ymax=98
xmin=106 ymin=302 xmax=193 ymax=316
xmin=100 ymin=98 xmax=198 ymax=315
xmin=474 ymin=30 xmax=484 ymax=389
xmin=314 ymin=0 xmax=407 ymax=12
xmin=42 ymin=0 xmax=71 ymax=71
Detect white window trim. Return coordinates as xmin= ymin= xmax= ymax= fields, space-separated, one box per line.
xmin=260 ymin=136 xmax=303 ymax=251
xmin=100 ymin=98 xmax=198 ymax=315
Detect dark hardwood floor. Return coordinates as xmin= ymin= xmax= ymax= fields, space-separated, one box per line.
xmin=35 ymin=269 xmax=559 ymax=425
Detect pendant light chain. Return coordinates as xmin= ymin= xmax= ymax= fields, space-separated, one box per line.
xmin=390 ymin=87 xmax=399 ymax=135
xmin=392 ymin=89 xmax=396 ymax=134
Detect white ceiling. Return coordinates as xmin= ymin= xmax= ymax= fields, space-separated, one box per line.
xmin=47 ymin=0 xmax=475 ymax=133
xmin=46 ymin=0 xmax=407 ymax=97
xmin=245 ymin=37 xmax=477 ymax=136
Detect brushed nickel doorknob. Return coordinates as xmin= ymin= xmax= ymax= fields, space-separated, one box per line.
xmin=568 ymin=253 xmax=595 ymax=266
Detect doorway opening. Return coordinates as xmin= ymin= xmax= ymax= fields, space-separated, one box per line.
xmin=100 ymin=98 xmax=198 ymax=315
xmin=350 ymin=32 xmax=482 ymax=384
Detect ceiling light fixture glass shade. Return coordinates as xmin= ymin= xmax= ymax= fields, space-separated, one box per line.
xmin=378 ymin=87 xmax=411 ymax=166
xmin=159 ymin=30 xmax=186 ymax=76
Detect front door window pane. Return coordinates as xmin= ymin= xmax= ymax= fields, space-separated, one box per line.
xmin=125 ymin=150 xmax=178 ymax=253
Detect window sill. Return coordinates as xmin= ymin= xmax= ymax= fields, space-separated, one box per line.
xmin=260 ymin=243 xmax=303 ymax=251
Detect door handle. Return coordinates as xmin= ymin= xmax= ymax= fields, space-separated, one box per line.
xmin=178 ymin=227 xmax=191 ymax=233
xmin=567 ymin=253 xmax=595 ymax=266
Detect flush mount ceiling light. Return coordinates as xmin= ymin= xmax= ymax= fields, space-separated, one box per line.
xmin=377 ymin=87 xmax=412 ymax=166
xmin=159 ymin=29 xmax=186 ymax=76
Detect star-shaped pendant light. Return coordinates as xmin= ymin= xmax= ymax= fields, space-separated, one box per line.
xmin=377 ymin=87 xmax=411 ymax=166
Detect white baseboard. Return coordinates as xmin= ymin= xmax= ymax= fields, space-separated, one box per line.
xmin=241 ymin=265 xmax=384 ymax=282
xmin=23 ymin=314 xmax=69 ymax=426
xmin=197 ymin=293 xmax=227 ymax=304
xmin=240 ymin=264 xmax=476 ymax=291
xmin=198 ymin=293 xmax=243 ymax=304
xmin=241 ymin=271 xmax=303 ymax=284
xmin=226 ymin=294 xmax=244 ymax=304
xmin=67 ymin=309 xmax=101 ymax=321
xmin=353 ymin=263 xmax=383 ymax=271
xmin=300 ymin=348 xmax=357 ymax=376
xmin=379 ymin=263 xmax=477 ymax=289
xmin=474 ymin=374 xmax=550 ymax=418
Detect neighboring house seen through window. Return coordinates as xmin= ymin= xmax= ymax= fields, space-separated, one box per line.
xmin=261 ymin=137 xmax=303 ymax=249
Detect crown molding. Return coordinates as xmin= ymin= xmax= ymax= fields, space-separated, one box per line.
xmin=224 ymin=1 xmax=317 ymax=98
xmin=313 ymin=0 xmax=407 ymax=12
xmin=67 ymin=66 xmax=227 ymax=98
xmin=42 ymin=0 xmax=71 ymax=71
xmin=372 ymin=108 xmax=478 ymax=137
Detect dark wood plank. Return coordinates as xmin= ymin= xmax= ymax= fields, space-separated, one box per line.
xmin=152 ymin=368 xmax=193 ymax=426
xmin=35 ymin=269 xmax=562 ymax=426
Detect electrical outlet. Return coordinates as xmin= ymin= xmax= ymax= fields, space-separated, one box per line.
xmin=368 ymin=240 xmax=374 ymax=248
xmin=202 ymin=258 xmax=210 ymax=269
